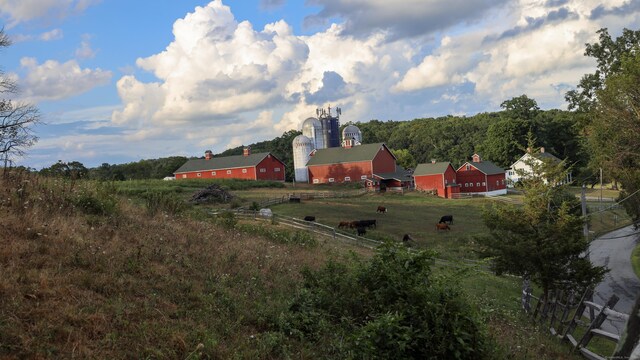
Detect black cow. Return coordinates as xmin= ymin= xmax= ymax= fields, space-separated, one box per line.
xmin=402 ymin=234 xmax=413 ymax=242
xmin=359 ymin=219 xmax=377 ymax=228
xmin=357 ymin=227 xmax=367 ymax=236
xmin=304 ymin=216 xmax=316 ymax=222
xmin=439 ymin=215 xmax=453 ymax=224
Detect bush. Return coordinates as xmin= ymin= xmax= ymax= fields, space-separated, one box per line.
xmin=278 ymin=243 xmax=492 ymax=358
xmin=141 ymin=191 xmax=187 ymax=216
xmin=217 ymin=211 xmax=237 ymax=229
xmin=72 ymin=183 xmax=118 ymax=216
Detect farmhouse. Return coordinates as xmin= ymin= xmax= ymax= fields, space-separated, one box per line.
xmin=506 ymin=147 xmax=572 ymax=187
xmin=456 ymin=154 xmax=507 ymax=196
xmin=413 ymin=161 xmax=460 ymax=198
xmin=305 ymin=142 xmax=397 ymax=185
xmin=174 ymin=147 xmax=286 ymax=181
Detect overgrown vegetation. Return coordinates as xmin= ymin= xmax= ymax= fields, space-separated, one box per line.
xmin=276 ymin=243 xmax=494 ymax=359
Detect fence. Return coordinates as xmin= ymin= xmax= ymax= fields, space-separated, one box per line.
xmin=521 ymin=280 xmax=629 ymax=360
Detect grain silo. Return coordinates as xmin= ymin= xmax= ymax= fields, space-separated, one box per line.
xmin=292 ymin=135 xmax=314 ymax=183
xmin=302 ymin=117 xmax=324 ymax=150
xmin=342 ymin=124 xmax=362 ymax=145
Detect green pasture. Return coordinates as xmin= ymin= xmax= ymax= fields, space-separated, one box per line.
xmin=272 ymin=192 xmax=494 ymax=260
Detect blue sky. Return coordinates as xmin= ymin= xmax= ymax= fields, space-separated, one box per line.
xmin=1 ymin=0 xmax=638 ymax=169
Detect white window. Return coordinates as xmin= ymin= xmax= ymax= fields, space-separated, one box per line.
xmin=211 ymin=171 xmax=216 ymax=176
xmin=242 ymin=168 xmax=247 ymax=173
xmin=197 ymin=173 xmax=202 ymax=177
xmin=275 ymin=167 xmax=281 ymax=172
xmin=313 ymin=179 xmax=319 ymax=184
xmin=344 ymin=176 xmax=351 ymax=181
xmin=259 ymin=168 xmax=266 ymax=173
xmin=182 ymin=174 xmax=186 ymax=178
xmin=328 ymin=178 xmax=335 ymax=183
xmin=496 ymin=180 xmax=499 ymax=185
xmin=226 ymin=170 xmax=232 ymax=174
xmin=501 ymin=179 xmax=505 ymax=184
xmin=361 ymin=175 xmax=368 ymax=180
xmin=464 ymin=183 xmax=468 ymax=187
xmin=476 ymin=182 xmax=480 ymax=187
xmin=466 ymin=164 xmax=470 ymax=170
xmin=482 ymin=182 xmax=486 ymax=186
xmin=445 ymin=179 xmax=448 ymax=185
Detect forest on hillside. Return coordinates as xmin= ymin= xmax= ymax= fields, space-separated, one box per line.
xmin=60 ymin=96 xmax=593 ymax=185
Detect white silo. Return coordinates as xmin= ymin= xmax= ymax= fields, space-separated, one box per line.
xmin=342 ymin=124 xmax=363 ymax=145
xmin=302 ymin=117 xmax=325 ymax=149
xmin=293 ymin=135 xmax=314 ymax=183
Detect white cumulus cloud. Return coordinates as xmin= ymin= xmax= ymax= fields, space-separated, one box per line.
xmin=17 ymin=57 xmax=112 ymax=101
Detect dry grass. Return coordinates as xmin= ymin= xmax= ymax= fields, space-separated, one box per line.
xmin=0 ymin=173 xmax=337 ymax=358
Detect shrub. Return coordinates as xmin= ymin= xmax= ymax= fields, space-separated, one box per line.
xmin=217 ymin=211 xmax=237 ymax=229
xmin=278 ymin=242 xmax=492 ymax=358
xmin=72 ymin=183 xmax=118 ymax=216
xmin=141 ymin=190 xmax=187 ymax=216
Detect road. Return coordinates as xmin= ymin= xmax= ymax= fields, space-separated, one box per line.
xmin=590 ymin=225 xmax=640 ymax=335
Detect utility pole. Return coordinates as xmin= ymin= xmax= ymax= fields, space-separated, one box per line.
xmin=600 ymin=167 xmax=603 ymax=203
xmin=582 ymin=183 xmax=589 ymax=243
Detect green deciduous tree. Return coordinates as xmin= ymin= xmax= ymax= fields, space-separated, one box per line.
xmin=390 ymin=148 xmax=416 ymax=169
xmin=479 ymin=152 xmax=606 ymax=299
xmin=565 ymin=28 xmax=640 ymax=113
xmin=589 ymin=51 xmax=640 ymax=225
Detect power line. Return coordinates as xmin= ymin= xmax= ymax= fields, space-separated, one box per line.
xmin=593 ymin=229 xmax=640 ymax=241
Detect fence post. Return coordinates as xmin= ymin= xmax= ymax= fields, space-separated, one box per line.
xmin=522 ymin=278 xmax=532 ymax=313
xmin=574 ymin=294 xmax=620 ymax=352
xmin=556 ymin=291 xmax=575 ymax=336
xmin=563 ymin=288 xmax=593 ymax=342
xmin=549 ymin=290 xmax=563 ymax=333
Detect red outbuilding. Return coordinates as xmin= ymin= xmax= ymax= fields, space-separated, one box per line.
xmin=305 ymin=143 xmax=397 ymax=184
xmin=455 ymin=154 xmax=506 ymax=196
xmin=174 ymin=147 xmax=285 ymax=181
xmin=413 ymin=161 xmax=460 ymax=198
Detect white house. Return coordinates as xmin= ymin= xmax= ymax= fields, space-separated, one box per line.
xmin=506 ymin=147 xmax=572 ymax=187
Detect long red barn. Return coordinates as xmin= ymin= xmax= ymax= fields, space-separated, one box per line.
xmin=455 ymin=154 xmax=506 ymax=196
xmin=174 ymin=148 xmax=285 ymax=181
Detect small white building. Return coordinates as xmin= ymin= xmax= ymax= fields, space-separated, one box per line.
xmin=506 ymin=147 xmax=572 ymax=187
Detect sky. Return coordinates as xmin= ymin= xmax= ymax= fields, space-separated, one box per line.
xmin=1 ymin=0 xmax=639 ymax=169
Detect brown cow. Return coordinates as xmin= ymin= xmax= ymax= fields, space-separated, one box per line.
xmin=338 ymin=221 xmax=350 ymax=229
xmin=377 ymin=206 xmax=387 ymax=213
xmin=435 ymin=223 xmax=451 ymax=231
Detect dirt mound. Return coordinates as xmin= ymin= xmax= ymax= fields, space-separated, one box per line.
xmin=190 ymin=184 xmax=234 ymax=204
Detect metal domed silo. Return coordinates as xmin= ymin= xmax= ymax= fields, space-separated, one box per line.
xmin=302 ymin=117 xmax=324 ymax=150
xmin=342 ymin=124 xmax=362 ymax=145
xmin=293 ymin=135 xmax=314 ymax=183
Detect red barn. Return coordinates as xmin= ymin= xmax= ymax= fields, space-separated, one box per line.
xmin=413 ymin=161 xmax=460 ymax=198
xmin=455 ymin=154 xmax=506 ymax=196
xmin=306 ymin=143 xmax=396 ymax=184
xmin=174 ymin=148 xmax=285 ymax=181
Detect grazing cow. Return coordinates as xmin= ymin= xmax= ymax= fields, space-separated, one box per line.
xmin=357 ymin=227 xmax=367 ymax=236
xmin=359 ymin=219 xmax=377 ymax=228
xmin=435 ymin=223 xmax=451 ymax=231
xmin=304 ymin=216 xmax=316 ymax=221
xmin=350 ymin=220 xmax=361 ymax=229
xmin=439 ymin=215 xmax=453 ymax=224
xmin=402 ymin=234 xmax=413 ymax=242
xmin=338 ymin=221 xmax=351 ymax=229
xmin=377 ymin=206 xmax=387 ymax=213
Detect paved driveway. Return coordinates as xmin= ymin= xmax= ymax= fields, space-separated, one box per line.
xmin=590 ymin=225 xmax=640 ymax=335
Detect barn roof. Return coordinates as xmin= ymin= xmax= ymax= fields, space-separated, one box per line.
xmin=460 ymin=161 xmax=505 ymax=175
xmin=174 ymin=152 xmax=277 ymax=173
xmin=374 ymin=166 xmax=413 ymax=182
xmin=306 ymin=143 xmax=393 ymax=166
xmin=413 ymin=162 xmax=453 ymax=176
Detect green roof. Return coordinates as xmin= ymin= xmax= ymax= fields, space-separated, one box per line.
xmin=374 ymin=166 xmax=413 ymax=181
xmin=306 ymin=143 xmax=392 ymax=166
xmin=413 ymin=162 xmax=452 ymax=176
xmin=174 ymin=152 xmax=274 ymax=173
xmin=462 ymin=161 xmax=505 ymax=175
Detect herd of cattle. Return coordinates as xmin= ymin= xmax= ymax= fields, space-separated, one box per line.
xmin=302 ymin=206 xmax=455 ymax=239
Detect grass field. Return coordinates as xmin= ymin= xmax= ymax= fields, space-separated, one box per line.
xmin=633 ymin=243 xmax=640 ymax=280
